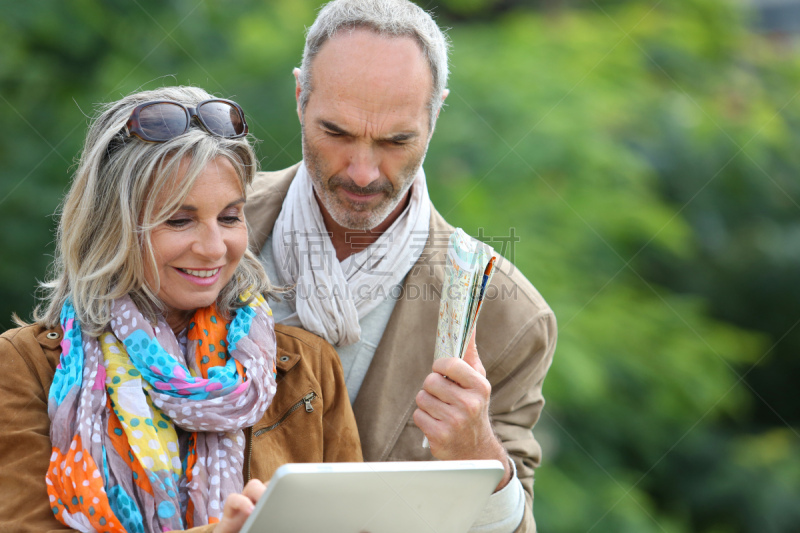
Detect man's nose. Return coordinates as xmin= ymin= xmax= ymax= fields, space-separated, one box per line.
xmin=346 ymin=144 xmax=380 ymax=188
xmin=192 ymin=223 xmax=226 ymax=261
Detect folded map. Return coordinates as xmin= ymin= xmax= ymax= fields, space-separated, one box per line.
xmin=434 ymin=228 xmax=497 ymax=361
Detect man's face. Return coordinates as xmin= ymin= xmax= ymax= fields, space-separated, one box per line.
xmin=298 ymin=30 xmax=435 ymax=231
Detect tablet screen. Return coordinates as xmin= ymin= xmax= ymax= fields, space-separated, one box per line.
xmin=240 ymin=460 xmax=505 ymax=533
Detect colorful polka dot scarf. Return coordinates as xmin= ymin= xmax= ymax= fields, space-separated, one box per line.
xmin=46 ymin=293 xmax=277 ymax=532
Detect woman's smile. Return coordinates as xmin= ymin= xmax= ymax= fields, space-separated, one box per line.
xmin=174 ymin=266 xmax=223 ymax=285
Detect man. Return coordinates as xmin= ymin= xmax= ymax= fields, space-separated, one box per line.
xmin=245 ymin=1 xmax=556 ymax=531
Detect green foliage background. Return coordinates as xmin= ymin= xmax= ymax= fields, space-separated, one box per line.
xmin=1 ymin=0 xmax=798 ymax=531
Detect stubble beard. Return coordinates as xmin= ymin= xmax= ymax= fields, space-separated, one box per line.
xmin=303 ymin=137 xmax=425 ymax=231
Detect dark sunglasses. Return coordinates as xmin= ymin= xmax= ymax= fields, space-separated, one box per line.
xmin=123 ymin=99 xmax=248 ymax=142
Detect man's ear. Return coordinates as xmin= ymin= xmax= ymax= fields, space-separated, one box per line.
xmin=429 ymin=89 xmax=450 ymax=137
xmin=293 ymin=67 xmax=303 ymax=122
xmin=435 ymin=89 xmax=450 ymax=120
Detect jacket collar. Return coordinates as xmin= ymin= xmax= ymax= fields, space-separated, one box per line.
xmin=246 ymin=162 xmax=301 ymax=252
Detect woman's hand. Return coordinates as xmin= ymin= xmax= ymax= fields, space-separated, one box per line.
xmin=214 ymin=479 xmax=268 ymax=533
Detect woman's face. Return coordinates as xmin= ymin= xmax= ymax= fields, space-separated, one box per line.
xmin=144 ymin=156 xmax=248 ymax=332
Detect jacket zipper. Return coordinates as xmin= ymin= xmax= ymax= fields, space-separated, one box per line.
xmin=253 ymin=392 xmax=316 ymax=438
xmin=245 ymin=426 xmax=253 ymax=483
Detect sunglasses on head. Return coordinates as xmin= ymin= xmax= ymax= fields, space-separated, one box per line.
xmin=123 ymin=99 xmax=248 ymax=142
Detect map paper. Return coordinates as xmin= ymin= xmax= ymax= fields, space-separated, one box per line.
xmin=434 ymin=229 xmax=497 ymax=360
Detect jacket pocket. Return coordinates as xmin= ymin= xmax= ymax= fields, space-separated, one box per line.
xmin=253 ymin=391 xmax=317 ymax=437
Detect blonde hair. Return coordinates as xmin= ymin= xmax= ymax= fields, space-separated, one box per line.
xmin=36 ymin=86 xmax=272 ymax=336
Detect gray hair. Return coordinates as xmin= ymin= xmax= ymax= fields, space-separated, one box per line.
xmin=298 ymin=0 xmax=450 ymax=128
xmin=37 ymin=86 xmax=272 ymax=336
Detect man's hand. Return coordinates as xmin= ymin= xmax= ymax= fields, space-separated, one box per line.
xmin=413 ymin=332 xmax=513 ymax=491
xmin=214 ymin=479 xmax=268 ymax=533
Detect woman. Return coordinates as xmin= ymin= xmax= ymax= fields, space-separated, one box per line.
xmin=0 ymin=86 xmax=362 ymax=533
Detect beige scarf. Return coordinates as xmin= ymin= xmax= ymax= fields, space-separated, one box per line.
xmin=271 ymin=162 xmax=431 ymax=346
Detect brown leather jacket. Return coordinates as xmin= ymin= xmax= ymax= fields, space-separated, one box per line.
xmin=0 ymin=322 xmax=362 ymax=533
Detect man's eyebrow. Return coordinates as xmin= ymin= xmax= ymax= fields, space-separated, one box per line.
xmin=318 ymin=119 xmax=418 ymax=143
xmin=318 ymin=119 xmax=350 ymax=135
xmin=381 ymin=132 xmax=418 ymax=143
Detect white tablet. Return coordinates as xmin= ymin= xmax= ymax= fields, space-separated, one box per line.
xmin=240 ymin=460 xmax=505 ymax=533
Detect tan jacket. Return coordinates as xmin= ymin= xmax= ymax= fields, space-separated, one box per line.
xmin=245 ymin=164 xmax=557 ymax=532
xmin=0 ymin=322 xmax=362 ymax=533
